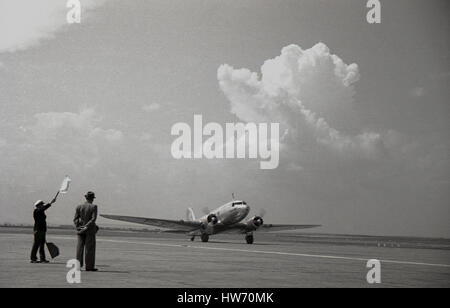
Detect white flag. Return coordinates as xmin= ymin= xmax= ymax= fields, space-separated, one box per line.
xmin=60 ymin=176 xmax=71 ymax=194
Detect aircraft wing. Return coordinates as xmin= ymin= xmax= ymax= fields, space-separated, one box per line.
xmin=257 ymin=224 xmax=321 ymax=232
xmin=100 ymin=214 xmax=202 ymax=231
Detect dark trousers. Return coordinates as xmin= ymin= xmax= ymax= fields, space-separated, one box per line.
xmin=76 ymin=233 xmax=96 ymax=269
xmin=31 ymin=231 xmax=46 ymax=261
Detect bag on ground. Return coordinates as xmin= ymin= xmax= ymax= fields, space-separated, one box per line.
xmin=46 ymin=242 xmax=60 ymax=259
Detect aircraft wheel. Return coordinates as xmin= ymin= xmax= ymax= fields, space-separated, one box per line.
xmin=245 ymin=234 xmax=254 ymax=244
xmin=201 ymin=234 xmax=209 ymax=242
xmin=190 ymin=236 xmax=195 ymax=242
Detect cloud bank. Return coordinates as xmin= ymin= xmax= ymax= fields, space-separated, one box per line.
xmin=29 ymin=108 xmax=123 ymax=168
xmin=0 ymin=0 xmax=108 ymax=53
xmin=0 ymin=108 xmax=124 ymax=180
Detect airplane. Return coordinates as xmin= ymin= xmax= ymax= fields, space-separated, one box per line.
xmin=100 ymin=198 xmax=320 ymax=244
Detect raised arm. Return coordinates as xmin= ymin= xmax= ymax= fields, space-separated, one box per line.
xmin=36 ymin=197 xmax=56 ymax=213
xmin=35 ymin=203 xmax=52 ymax=213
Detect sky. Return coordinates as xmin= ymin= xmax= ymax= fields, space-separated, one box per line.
xmin=0 ymin=0 xmax=449 ymax=237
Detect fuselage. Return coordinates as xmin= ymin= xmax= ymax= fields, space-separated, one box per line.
xmin=199 ymin=200 xmax=250 ymax=225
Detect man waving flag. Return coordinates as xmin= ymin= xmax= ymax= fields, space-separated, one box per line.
xmin=31 ymin=175 xmax=72 ymax=262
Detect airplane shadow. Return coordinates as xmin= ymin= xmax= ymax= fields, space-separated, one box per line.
xmin=203 ymin=240 xmax=281 ymax=246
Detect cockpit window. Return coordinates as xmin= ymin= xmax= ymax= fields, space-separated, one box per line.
xmin=232 ymin=201 xmax=246 ymax=206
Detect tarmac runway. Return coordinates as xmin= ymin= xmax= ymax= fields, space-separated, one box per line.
xmin=0 ymin=227 xmax=449 ymax=288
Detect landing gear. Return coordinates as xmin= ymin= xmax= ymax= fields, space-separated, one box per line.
xmin=245 ymin=233 xmax=254 ymax=244
xmin=190 ymin=236 xmax=195 ymax=242
xmin=201 ymin=234 xmax=209 ymax=242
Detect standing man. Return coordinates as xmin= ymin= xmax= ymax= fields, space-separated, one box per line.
xmin=30 ymin=197 xmax=57 ymax=263
xmin=73 ymin=191 xmax=99 ymax=271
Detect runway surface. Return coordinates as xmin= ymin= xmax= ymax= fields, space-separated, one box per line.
xmin=0 ymin=227 xmax=449 ymax=287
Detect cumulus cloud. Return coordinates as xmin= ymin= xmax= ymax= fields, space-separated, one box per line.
xmin=22 ymin=108 xmax=124 ymax=169
xmin=0 ymin=0 xmax=108 ymax=53
xmin=32 ymin=108 xmax=123 ymax=143
xmin=218 ymin=43 xmax=385 ymax=162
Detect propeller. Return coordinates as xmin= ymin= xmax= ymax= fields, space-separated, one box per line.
xmin=207 ymin=214 xmax=218 ymax=224
xmin=258 ymin=208 xmax=266 ymax=218
xmin=252 ymin=215 xmax=264 ymax=227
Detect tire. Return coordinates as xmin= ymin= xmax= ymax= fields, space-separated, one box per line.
xmin=245 ymin=235 xmax=254 ymax=244
xmin=201 ymin=234 xmax=209 ymax=242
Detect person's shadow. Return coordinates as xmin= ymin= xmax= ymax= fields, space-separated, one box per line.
xmin=45 ymin=262 xmax=129 ymax=273
xmin=84 ymin=269 xmax=130 ymax=274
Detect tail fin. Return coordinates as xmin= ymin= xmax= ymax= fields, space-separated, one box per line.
xmin=186 ymin=207 xmax=196 ymax=221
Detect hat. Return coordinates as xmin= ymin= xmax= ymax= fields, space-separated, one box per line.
xmin=34 ymin=200 xmax=44 ymax=207
xmin=85 ymin=191 xmax=96 ymax=200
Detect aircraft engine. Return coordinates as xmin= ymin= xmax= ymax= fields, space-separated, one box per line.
xmin=200 ymin=214 xmax=218 ymax=233
xmin=246 ymin=216 xmax=264 ymax=230
xmin=207 ymin=214 xmax=218 ymax=225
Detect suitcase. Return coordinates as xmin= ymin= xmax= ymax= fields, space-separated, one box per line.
xmin=46 ymin=242 xmax=60 ymax=259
